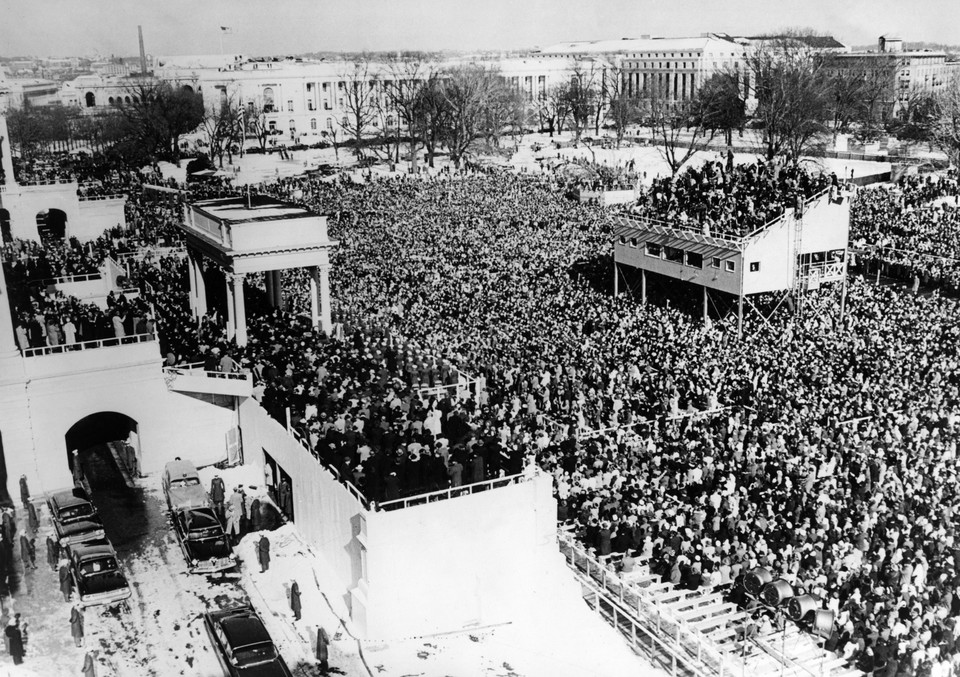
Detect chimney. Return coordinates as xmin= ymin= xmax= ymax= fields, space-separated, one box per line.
xmin=138 ymin=25 xmax=147 ymax=75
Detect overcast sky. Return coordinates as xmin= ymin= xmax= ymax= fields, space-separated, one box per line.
xmin=2 ymin=0 xmax=959 ymax=58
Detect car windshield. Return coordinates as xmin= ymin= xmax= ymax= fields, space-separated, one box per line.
xmin=60 ymin=503 xmax=94 ymax=520
xmin=79 ymin=557 xmax=118 ymax=576
xmin=170 ymin=478 xmax=200 ymax=488
xmin=233 ymin=642 xmax=278 ymax=666
xmin=185 ymin=510 xmax=220 ymax=531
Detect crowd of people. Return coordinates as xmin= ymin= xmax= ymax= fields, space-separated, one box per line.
xmin=10 ymin=145 xmax=960 ymax=675
xmin=629 ymin=159 xmax=836 ymax=238
xmin=852 ymin=173 xmax=960 ymax=294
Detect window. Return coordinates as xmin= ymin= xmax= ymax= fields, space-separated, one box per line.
xmin=289 ymin=119 xmax=296 ymax=131
xmin=686 ymin=252 xmax=703 ymax=268
xmin=263 ymin=87 xmax=275 ymax=109
xmin=268 ymin=121 xmax=277 ymax=131
xmin=664 ymin=246 xmax=684 ymax=263
xmin=326 ymin=118 xmax=333 ymax=131
xmin=287 ymin=100 xmax=294 ymax=112
xmin=629 ymin=238 xmax=639 ymax=248
xmin=725 ymin=261 xmax=736 ymax=272
xmin=710 ymin=257 xmax=721 ymax=268
xmin=308 ymin=100 xmax=315 ymax=111
xmin=645 ymin=243 xmax=662 ymax=258
xmin=619 ymin=236 xmax=627 ymax=245
xmin=310 ymin=118 xmax=317 ymax=130
xmin=749 ymin=262 xmax=760 ymax=272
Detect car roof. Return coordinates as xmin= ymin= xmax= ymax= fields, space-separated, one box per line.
xmin=50 ymin=490 xmax=93 ymax=509
xmin=165 ymin=459 xmax=200 ymax=479
xmin=210 ymin=607 xmax=272 ymax=649
xmin=71 ymin=543 xmax=116 ymax=559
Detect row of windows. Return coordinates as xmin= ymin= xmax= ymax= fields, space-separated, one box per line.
xmin=619 ymin=237 xmax=745 ymax=272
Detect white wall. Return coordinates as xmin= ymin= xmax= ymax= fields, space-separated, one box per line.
xmin=363 ymin=472 xmax=557 ymax=639
xmin=0 ymin=186 xmax=126 ymax=243
xmin=238 ymin=400 xmax=366 ymax=613
xmin=0 ymin=342 xmax=237 ymax=496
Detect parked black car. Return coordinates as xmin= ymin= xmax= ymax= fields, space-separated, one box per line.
xmin=204 ymin=605 xmax=292 ymax=676
xmin=68 ymin=542 xmax=131 ymax=607
xmin=47 ymin=488 xmax=106 ymax=546
xmin=172 ymin=507 xmax=237 ymax=574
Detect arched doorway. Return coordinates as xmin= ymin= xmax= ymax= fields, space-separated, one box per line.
xmin=65 ymin=412 xmax=140 ymax=484
xmin=36 ymin=208 xmax=67 ymax=241
xmin=0 ymin=209 xmax=11 ymax=244
xmin=85 ymin=92 xmax=96 ymax=108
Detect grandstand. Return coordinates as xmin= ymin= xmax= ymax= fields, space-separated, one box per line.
xmin=612 ymin=186 xmax=852 ymax=332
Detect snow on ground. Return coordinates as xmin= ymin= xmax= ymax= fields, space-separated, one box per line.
xmin=224 ymin=472 xmax=665 ymax=677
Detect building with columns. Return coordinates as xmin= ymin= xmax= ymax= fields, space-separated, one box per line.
xmin=178 ymin=195 xmax=336 ymax=345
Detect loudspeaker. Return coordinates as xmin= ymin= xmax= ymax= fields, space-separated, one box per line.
xmin=760 ymin=580 xmax=794 ymax=607
xmin=744 ymin=567 xmax=772 ymax=597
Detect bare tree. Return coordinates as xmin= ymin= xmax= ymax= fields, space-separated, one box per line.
xmin=415 ymin=72 xmax=450 ymax=169
xmin=604 ymin=65 xmax=640 ymax=147
xmin=649 ymin=87 xmax=716 ymax=177
xmin=695 ymin=71 xmax=746 ymax=146
xmin=201 ymin=96 xmax=243 ymax=168
xmin=245 ymin=100 xmax=271 ymax=150
xmin=440 ymin=64 xmax=500 ymax=168
xmin=339 ymin=58 xmax=381 ymax=159
xmin=747 ymin=37 xmax=832 ymax=163
xmin=481 ymin=81 xmax=526 ymax=151
xmin=933 ymin=78 xmax=960 ymax=166
xmin=385 ymin=58 xmax=432 ymax=169
xmin=539 ymin=83 xmax=572 ymax=137
xmin=566 ymin=60 xmax=600 ymax=142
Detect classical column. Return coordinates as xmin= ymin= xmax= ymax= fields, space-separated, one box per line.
xmin=265 ymin=269 xmax=275 ymax=308
xmin=0 ymin=256 xmax=20 ymax=354
xmin=272 ymin=270 xmax=284 ymax=309
xmin=225 ymin=273 xmax=236 ymax=341
xmin=309 ymin=266 xmax=320 ymax=328
xmin=318 ymin=265 xmax=332 ymax=334
xmin=232 ymin=273 xmax=247 ymax=346
xmin=613 ymin=261 xmax=619 ymax=296
xmin=192 ymin=253 xmax=207 ymax=318
xmin=186 ymin=251 xmax=198 ymax=317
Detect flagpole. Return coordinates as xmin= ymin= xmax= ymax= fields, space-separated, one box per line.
xmin=219 ymin=29 xmax=224 ymax=56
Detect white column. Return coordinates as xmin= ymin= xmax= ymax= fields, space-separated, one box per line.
xmin=0 ymin=114 xmax=17 ymax=188
xmin=225 ymin=274 xmax=236 ymax=341
xmin=193 ymin=254 xmax=207 ymax=318
xmin=264 ymin=269 xmax=275 ymax=308
xmin=232 ymin=273 xmax=247 ymax=347
xmin=187 ymin=252 xmax=198 ymax=317
xmin=318 ymin=265 xmax=332 ymax=335
xmin=309 ymin=266 xmax=320 ymax=328
xmin=272 ymin=270 xmax=284 ymax=309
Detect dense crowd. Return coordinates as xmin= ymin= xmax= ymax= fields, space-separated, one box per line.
xmin=852 ymin=174 xmax=960 ymax=294
xmin=11 ymin=146 xmax=960 ymax=676
xmin=629 ymin=159 xmax=835 ymax=238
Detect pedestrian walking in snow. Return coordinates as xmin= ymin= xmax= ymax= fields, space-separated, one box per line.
xmin=19 ymin=533 xmax=35 ymax=570
xmin=225 ymin=506 xmax=240 ymax=546
xmin=46 ymin=535 xmax=59 ymax=571
xmin=19 ymin=475 xmax=29 ymax=509
xmin=210 ymin=474 xmax=226 ymax=522
xmin=257 ymin=534 xmax=270 ymax=573
xmin=316 ymin=626 xmax=329 ymax=674
xmin=70 ymin=604 xmax=84 ymax=647
xmin=26 ymin=503 xmax=39 ymax=534
xmin=5 ymin=618 xmax=23 ymax=665
xmin=82 ymin=650 xmax=98 ymax=677
xmin=59 ymin=559 xmax=73 ymax=601
xmin=290 ymin=580 xmax=301 ymax=621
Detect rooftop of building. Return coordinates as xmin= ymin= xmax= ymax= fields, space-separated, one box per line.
xmin=537 ymin=34 xmax=743 ymax=56
xmin=192 ymin=195 xmax=324 ymax=224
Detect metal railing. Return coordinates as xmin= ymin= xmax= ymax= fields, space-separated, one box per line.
xmin=375 ymin=469 xmax=537 ymax=512
xmin=284 ymin=422 xmax=370 ymax=511
xmin=77 ymin=193 xmax=126 ymax=202
xmin=558 ymin=530 xmax=736 ymax=677
xmin=40 ymin=271 xmax=102 ymax=286
xmin=163 ymin=361 xmax=252 ymax=382
xmin=616 ymin=214 xmax=747 ymax=246
xmin=21 ymin=331 xmax=156 ymax=357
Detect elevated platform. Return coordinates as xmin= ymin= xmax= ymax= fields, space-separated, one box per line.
xmin=163 ymin=362 xmax=253 ymax=397
xmin=613 ymin=188 xmax=851 ymax=299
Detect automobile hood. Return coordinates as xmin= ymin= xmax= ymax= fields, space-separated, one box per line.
xmin=168 ymin=486 xmax=210 ymax=510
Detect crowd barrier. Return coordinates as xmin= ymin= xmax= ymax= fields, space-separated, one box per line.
xmin=21 ymin=331 xmax=156 ymax=357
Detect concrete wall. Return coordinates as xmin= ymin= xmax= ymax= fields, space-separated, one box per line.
xmin=0 ymin=186 xmax=126 ymax=243
xmin=0 ymin=342 xmax=237 ymax=497
xmin=238 ymin=400 xmax=366 ymax=613
xmin=363 ymin=472 xmax=557 ymax=639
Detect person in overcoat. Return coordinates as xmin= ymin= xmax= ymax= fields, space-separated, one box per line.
xmin=59 ymin=559 xmax=74 ymax=601
xmin=5 ymin=618 xmax=23 ymax=665
xmin=290 ymin=580 xmax=302 ymax=621
xmin=70 ymin=604 xmax=84 ymax=647
xmin=257 ymin=534 xmax=270 ymax=573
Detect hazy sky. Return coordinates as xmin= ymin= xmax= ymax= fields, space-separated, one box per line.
xmin=2 ymin=0 xmax=959 ymax=58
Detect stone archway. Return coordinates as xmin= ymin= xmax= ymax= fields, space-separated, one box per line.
xmin=65 ymin=411 xmax=140 ymax=485
xmin=36 ymin=208 xmax=67 ymax=241
xmin=85 ymin=92 xmax=96 ymax=108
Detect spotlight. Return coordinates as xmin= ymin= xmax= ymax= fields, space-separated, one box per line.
xmin=760 ymin=580 xmax=794 ymax=608
xmin=744 ymin=567 xmax=772 ymax=597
